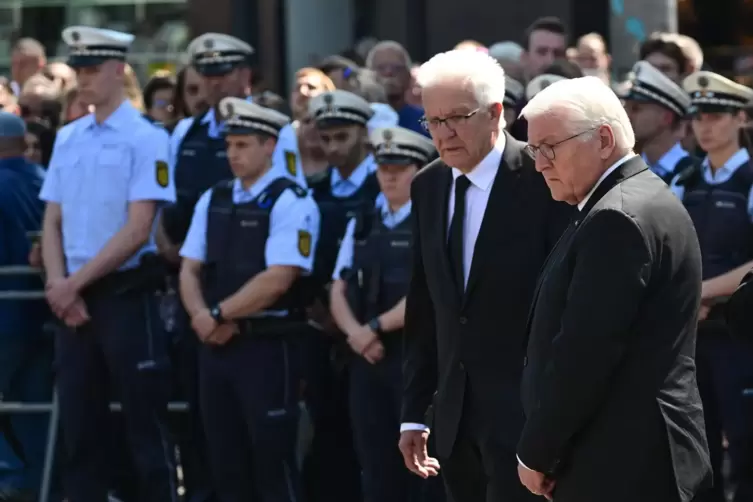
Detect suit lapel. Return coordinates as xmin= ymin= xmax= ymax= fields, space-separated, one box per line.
xmin=463 ymin=132 xmax=525 ymax=306
xmin=524 ymin=155 xmax=649 ymax=333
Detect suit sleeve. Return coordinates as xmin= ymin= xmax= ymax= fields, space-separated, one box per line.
xmin=517 ymin=209 xmax=652 ymax=473
xmin=401 ymin=176 xmax=439 ymax=425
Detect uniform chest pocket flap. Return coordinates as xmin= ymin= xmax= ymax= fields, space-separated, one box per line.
xmin=97 ymin=145 xmax=132 ymax=168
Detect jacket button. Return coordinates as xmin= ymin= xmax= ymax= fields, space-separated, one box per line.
xmin=459 ymin=316 xmax=468 ymax=324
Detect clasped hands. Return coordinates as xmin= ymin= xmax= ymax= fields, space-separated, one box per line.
xmin=347 ymin=323 xmax=384 ymax=364
xmin=192 ymin=308 xmax=238 ymax=345
xmin=46 ymin=277 xmax=90 ymax=328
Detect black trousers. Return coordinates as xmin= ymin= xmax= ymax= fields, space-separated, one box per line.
xmin=55 ymin=290 xmax=176 ymax=502
xmin=199 ymin=335 xmax=301 ymax=502
xmin=441 ymin=380 xmax=542 ymax=502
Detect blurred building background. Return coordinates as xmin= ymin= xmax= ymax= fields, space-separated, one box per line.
xmin=0 ymin=0 xmax=752 ymax=92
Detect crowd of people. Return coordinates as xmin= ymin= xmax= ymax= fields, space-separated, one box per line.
xmin=0 ymin=12 xmax=751 ymax=502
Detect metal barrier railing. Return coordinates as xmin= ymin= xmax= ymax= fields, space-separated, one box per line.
xmin=0 ymin=260 xmax=189 ymax=502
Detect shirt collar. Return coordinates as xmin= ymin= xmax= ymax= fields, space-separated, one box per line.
xmin=578 ymin=152 xmax=636 ymax=211
xmin=381 ymin=199 xmax=412 ymax=220
xmin=642 ymin=142 xmax=688 ymax=176
xmin=451 ymin=133 xmax=506 ymax=191
xmin=82 ymin=99 xmax=137 ymax=130
xmin=702 ymin=148 xmax=750 ymax=179
xmin=232 ymin=167 xmax=279 ymax=200
xmin=331 ymin=154 xmax=377 ymax=189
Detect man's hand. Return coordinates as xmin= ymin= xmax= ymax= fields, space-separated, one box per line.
xmin=347 ymin=324 xmax=384 ymax=364
xmin=191 ymin=308 xmax=218 ymax=342
xmin=45 ymin=277 xmax=79 ymax=318
xmin=398 ymin=430 xmax=440 ymax=479
xmin=518 ymin=463 xmax=555 ymax=500
xmin=698 ymin=303 xmax=711 ymax=322
xmin=62 ymin=298 xmax=90 ymax=328
xmin=207 ymin=322 xmax=238 ymax=346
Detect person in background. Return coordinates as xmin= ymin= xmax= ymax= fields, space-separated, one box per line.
xmin=173 ymin=65 xmax=208 ymax=120
xmin=639 ymin=34 xmax=691 ymax=82
xmin=670 ymin=71 xmax=753 ymax=502
xmin=43 ymin=62 xmax=76 ymax=94
xmin=10 ymin=38 xmax=46 ymax=96
xmin=330 ymin=125 xmax=436 ymax=502
xmin=351 ymin=69 xmax=400 ymax=135
xmin=143 ymin=74 xmax=177 ymax=125
xmin=317 ymin=55 xmax=360 ymax=92
xmin=0 ymin=77 xmax=18 ymax=115
xmin=0 ymin=111 xmax=48 ymax=502
xmin=488 ymin=41 xmax=525 ymax=79
xmin=124 ymin=63 xmax=145 ymax=111
xmin=673 ymin=34 xmax=704 ymax=74
xmin=623 ymin=60 xmax=694 ymax=184
xmin=574 ymin=33 xmax=611 ymax=84
xmin=521 ymin=17 xmax=568 ymax=82
xmin=286 ymin=67 xmax=336 ymax=179
xmin=366 ymin=41 xmax=427 ymax=135
xmin=24 ymin=117 xmax=56 ymax=168
xmin=18 ymin=75 xmax=62 ymax=128
xmin=60 ymin=87 xmax=90 ymax=124
xmin=405 ymin=63 xmax=422 ymax=108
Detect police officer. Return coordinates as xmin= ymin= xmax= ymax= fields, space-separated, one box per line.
xmin=178 ymin=97 xmax=320 ymax=502
xmin=503 ymin=77 xmax=524 ymax=133
xmin=623 ymin=60 xmax=695 ymax=184
xmin=670 ymin=71 xmax=753 ymax=502
xmin=38 ymin=26 xmax=176 ymax=501
xmin=329 ymin=126 xmax=435 ymax=502
xmin=304 ymin=89 xmax=380 ymax=502
xmin=166 ymin=33 xmax=304 ymax=244
xmin=525 ymin=73 xmax=566 ymax=102
xmin=0 ymin=112 xmax=47 ymax=501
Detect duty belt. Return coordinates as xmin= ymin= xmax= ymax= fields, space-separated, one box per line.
xmin=235 ymin=317 xmax=308 ymax=338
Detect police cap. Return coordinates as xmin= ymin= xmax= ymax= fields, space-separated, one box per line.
xmin=624 ymin=60 xmax=691 ymax=117
xmin=526 ymin=74 xmax=567 ymax=101
xmin=188 ymin=33 xmax=254 ymax=77
xmin=370 ymin=126 xmax=437 ymax=167
xmin=61 ymin=26 xmax=134 ymax=68
xmin=219 ymin=97 xmax=290 ymax=138
xmin=309 ymin=90 xmax=374 ymax=129
xmin=683 ymin=71 xmax=753 ymax=114
xmin=504 ymin=77 xmax=524 ymax=109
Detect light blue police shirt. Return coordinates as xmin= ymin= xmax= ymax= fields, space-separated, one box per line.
xmin=170 ymin=106 xmax=307 ymax=187
xmin=331 ymin=154 xmax=377 ymax=198
xmin=39 ymin=100 xmax=174 ymax=274
xmin=669 ymin=148 xmax=753 ymax=221
xmin=180 ymin=168 xmax=320 ymax=274
xmin=642 ymin=142 xmax=687 ymax=181
xmin=332 ymin=199 xmax=412 ymax=280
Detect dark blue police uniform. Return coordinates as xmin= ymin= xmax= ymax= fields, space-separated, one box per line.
xmin=303 ymin=89 xmax=381 ymax=502
xmin=40 ymin=26 xmax=177 ymax=502
xmin=672 ymin=71 xmax=753 ymax=502
xmin=180 ymin=97 xmax=320 ymax=502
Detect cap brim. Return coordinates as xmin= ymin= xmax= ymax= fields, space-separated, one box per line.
xmin=194 ymin=62 xmax=242 ymax=77
xmin=375 ymin=155 xmax=420 ymax=166
xmin=67 ymin=55 xmax=121 ymax=68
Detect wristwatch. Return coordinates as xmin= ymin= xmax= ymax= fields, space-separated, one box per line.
xmin=368 ymin=317 xmax=383 ymax=336
xmin=209 ymin=305 xmax=225 ymax=324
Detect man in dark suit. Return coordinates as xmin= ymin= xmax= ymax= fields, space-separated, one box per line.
xmin=516 ymin=76 xmax=711 ymax=502
xmin=398 ymin=49 xmax=570 ymax=502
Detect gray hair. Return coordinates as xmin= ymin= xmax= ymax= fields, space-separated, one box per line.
xmin=521 ymin=76 xmax=635 ymax=150
xmin=354 ymin=69 xmax=388 ymax=103
xmin=365 ymin=40 xmax=412 ymax=69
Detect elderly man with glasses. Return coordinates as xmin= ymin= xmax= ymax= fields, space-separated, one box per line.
xmin=398 ymin=49 xmax=570 ymax=502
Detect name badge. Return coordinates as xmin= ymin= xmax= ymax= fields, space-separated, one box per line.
xmin=240 ymin=220 xmax=259 ymax=227
xmin=181 ymin=149 xmax=196 ymax=157
xmin=391 ymin=240 xmax=410 ymax=248
xmin=715 ymin=200 xmax=736 ymax=209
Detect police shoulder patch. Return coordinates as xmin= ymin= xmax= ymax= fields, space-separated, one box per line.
xmin=156 ymin=160 xmax=169 ymax=188
xmin=298 ymin=229 xmax=312 ymax=258
xmin=285 ymin=150 xmax=297 ymax=176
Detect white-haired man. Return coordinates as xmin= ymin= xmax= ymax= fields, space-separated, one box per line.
xmin=517 ymin=76 xmax=711 ymax=502
xmin=398 ymin=49 xmax=571 ymax=502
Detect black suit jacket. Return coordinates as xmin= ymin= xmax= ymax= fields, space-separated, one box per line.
xmin=519 ymin=156 xmax=711 ymax=502
xmin=401 ymin=132 xmax=570 ymax=458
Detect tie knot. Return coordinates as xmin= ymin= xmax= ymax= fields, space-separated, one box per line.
xmin=455 ymin=175 xmax=471 ymax=195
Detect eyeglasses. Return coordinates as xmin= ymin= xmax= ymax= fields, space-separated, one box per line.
xmin=523 ymin=128 xmax=598 ymax=161
xmin=420 ymin=108 xmax=480 ymax=132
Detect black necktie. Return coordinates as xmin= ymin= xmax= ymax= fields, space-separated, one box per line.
xmin=448 ymin=175 xmax=471 ymax=294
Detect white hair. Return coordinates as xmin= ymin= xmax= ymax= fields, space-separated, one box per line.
xmin=488 ymin=41 xmax=524 ymax=63
xmin=416 ymin=50 xmax=507 ymax=109
xmin=520 ymin=76 xmax=635 ymax=150
xmin=365 ymin=40 xmax=412 ymax=69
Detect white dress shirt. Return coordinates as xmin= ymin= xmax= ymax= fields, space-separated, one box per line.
xmin=400 ymin=134 xmax=507 ymax=434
